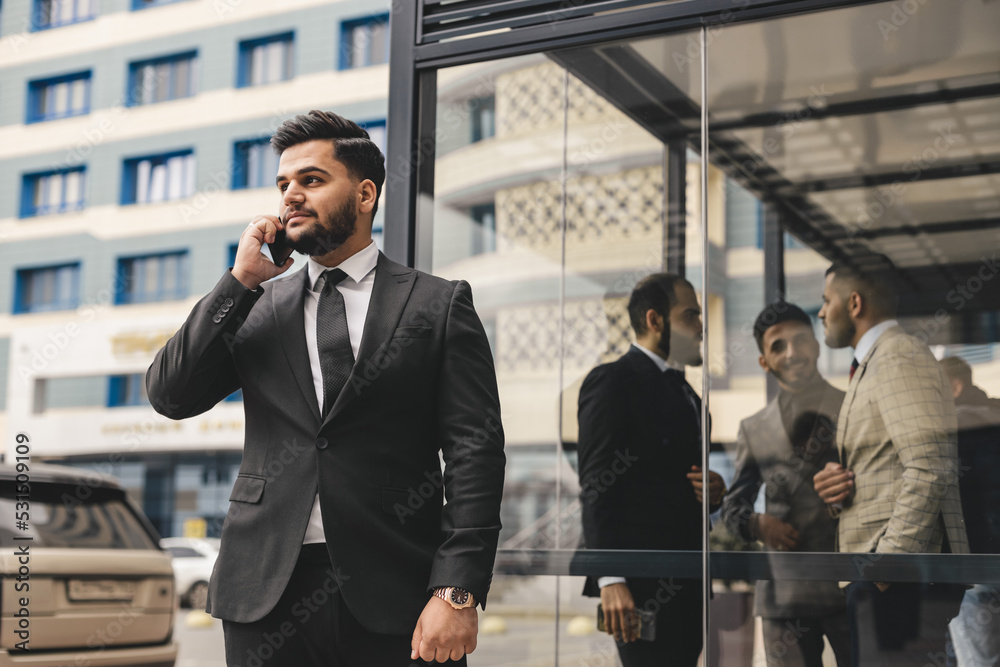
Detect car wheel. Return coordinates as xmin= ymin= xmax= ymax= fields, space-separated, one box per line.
xmin=187 ymin=581 xmax=209 ymax=611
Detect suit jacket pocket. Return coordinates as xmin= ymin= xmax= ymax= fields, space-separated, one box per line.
xmin=857 ymin=498 xmax=894 ymax=525
xmin=229 ymin=475 xmax=265 ymax=504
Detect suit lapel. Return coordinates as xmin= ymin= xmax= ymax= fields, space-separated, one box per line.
xmin=322 ymin=253 xmax=415 ymax=426
xmin=838 ymin=327 xmax=898 ymax=463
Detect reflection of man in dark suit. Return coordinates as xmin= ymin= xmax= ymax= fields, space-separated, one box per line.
xmin=721 ymin=302 xmax=850 ymax=667
xmin=147 ymin=111 xmax=505 ymax=666
xmin=940 ymin=356 xmax=1000 ymax=667
xmin=813 ymin=255 xmax=968 ymax=667
xmin=577 ymin=273 xmax=725 ymax=667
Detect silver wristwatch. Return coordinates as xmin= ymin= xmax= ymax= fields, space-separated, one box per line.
xmin=433 ymin=586 xmax=475 ymax=609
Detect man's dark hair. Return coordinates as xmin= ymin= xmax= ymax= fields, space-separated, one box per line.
xmin=752 ymin=301 xmax=814 ymax=353
xmin=272 ymin=110 xmax=386 ymax=217
xmin=628 ymin=273 xmax=690 ymax=336
xmin=825 ymin=251 xmax=900 ymax=318
xmin=940 ymin=356 xmax=973 ymax=384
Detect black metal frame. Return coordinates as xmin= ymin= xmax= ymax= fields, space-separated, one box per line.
xmin=386 ymin=0 xmax=1000 ymax=585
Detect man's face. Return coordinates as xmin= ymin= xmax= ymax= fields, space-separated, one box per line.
xmin=668 ymin=283 xmax=703 ymax=367
xmin=818 ymin=272 xmax=855 ymax=349
xmin=276 ymin=140 xmax=363 ymax=257
xmin=758 ymin=320 xmax=820 ymax=391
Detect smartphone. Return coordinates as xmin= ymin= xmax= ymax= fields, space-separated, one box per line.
xmin=265 ymin=229 xmax=293 ymax=265
xmin=596 ymin=604 xmax=657 ymax=642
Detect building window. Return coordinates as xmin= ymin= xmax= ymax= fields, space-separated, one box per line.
xmin=122 ymin=151 xmax=195 ymax=205
xmin=14 ymin=263 xmax=81 ymax=314
xmin=362 ymin=120 xmax=387 ymax=156
xmin=27 ymin=71 xmax=91 ymax=122
xmin=232 ymin=138 xmax=278 ymax=189
xmin=471 ymin=203 xmax=496 ymax=255
xmin=127 ymin=52 xmax=197 ymax=106
xmin=238 ymin=33 xmax=293 ymax=88
xmin=470 ymin=97 xmax=496 ymax=143
xmin=32 ymin=0 xmax=96 ymax=29
xmin=131 ymin=0 xmax=187 ymax=11
xmin=108 ymin=374 xmax=149 ymax=407
xmin=21 ymin=168 xmax=85 ymax=218
xmin=339 ymin=14 xmax=389 ymax=69
xmin=116 ymin=251 xmax=188 ymax=304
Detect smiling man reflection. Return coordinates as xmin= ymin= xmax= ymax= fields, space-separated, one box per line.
xmin=577 ymin=274 xmax=725 ymax=667
xmin=721 ymin=302 xmax=850 ymax=667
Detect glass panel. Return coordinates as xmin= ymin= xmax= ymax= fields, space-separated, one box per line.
xmin=705 ymin=1 xmax=1000 ymax=664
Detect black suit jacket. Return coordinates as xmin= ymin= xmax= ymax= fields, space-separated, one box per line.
xmin=146 ymin=252 xmax=505 ymax=634
xmin=577 ymin=347 xmax=705 ymax=598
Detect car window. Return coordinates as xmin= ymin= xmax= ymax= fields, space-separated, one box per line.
xmin=166 ymin=546 xmax=201 ymax=558
xmin=0 ymin=481 xmax=158 ymax=550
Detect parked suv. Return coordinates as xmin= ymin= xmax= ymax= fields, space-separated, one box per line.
xmin=160 ymin=537 xmax=219 ymax=610
xmin=0 ymin=463 xmax=177 ymax=666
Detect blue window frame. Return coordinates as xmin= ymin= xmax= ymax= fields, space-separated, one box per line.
xmin=14 ymin=263 xmax=81 ymax=314
xmin=122 ymin=150 xmax=195 ymax=205
xmin=339 ymin=14 xmax=389 ymax=70
xmin=232 ymin=138 xmax=278 ymax=189
xmin=470 ymin=97 xmax=496 ymax=143
xmin=21 ymin=167 xmax=85 ymax=217
xmin=32 ymin=0 xmax=96 ymax=29
xmin=108 ymin=374 xmax=148 ymax=407
xmin=27 ymin=71 xmax=91 ymax=122
xmin=131 ymin=0 xmax=187 ymax=11
xmin=127 ymin=52 xmax=197 ymax=106
xmin=361 ymin=119 xmax=387 ymax=156
xmin=237 ymin=33 xmax=293 ymax=88
xmin=228 ymin=243 xmax=239 ymax=267
xmin=115 ymin=251 xmax=188 ymax=304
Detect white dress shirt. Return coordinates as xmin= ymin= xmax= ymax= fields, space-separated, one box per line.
xmin=302 ymin=241 xmax=378 ymax=544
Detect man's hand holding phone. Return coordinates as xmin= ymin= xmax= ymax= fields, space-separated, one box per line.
xmin=232 ymin=215 xmax=295 ymax=290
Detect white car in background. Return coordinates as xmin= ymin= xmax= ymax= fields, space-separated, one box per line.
xmin=159 ymin=537 xmax=220 ymax=609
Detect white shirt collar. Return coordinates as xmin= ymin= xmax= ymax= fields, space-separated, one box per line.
xmin=854 ymin=319 xmax=899 ymax=364
xmin=632 ymin=343 xmax=671 ymax=373
xmin=306 ymin=241 xmax=378 ymax=290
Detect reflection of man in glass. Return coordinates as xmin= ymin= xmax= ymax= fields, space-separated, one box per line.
xmin=939 ymin=356 xmax=1000 ymax=667
xmin=812 ymin=255 xmax=969 ymax=666
xmin=721 ymin=302 xmax=850 ymax=667
xmin=577 ymin=273 xmax=725 ymax=667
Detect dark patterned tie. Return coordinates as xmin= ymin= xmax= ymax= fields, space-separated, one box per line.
xmin=665 ymin=368 xmax=702 ymax=442
xmin=849 ymin=358 xmax=859 ymax=380
xmin=316 ymin=269 xmax=354 ymax=416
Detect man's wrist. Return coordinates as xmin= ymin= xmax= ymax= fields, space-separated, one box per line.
xmin=230 ymin=267 xmax=261 ymax=291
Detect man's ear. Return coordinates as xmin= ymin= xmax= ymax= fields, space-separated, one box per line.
xmin=645 ymin=309 xmax=664 ymax=335
xmin=358 ymin=179 xmax=378 ymax=214
xmin=848 ymin=291 xmax=863 ymax=318
xmin=758 ymin=355 xmax=769 ymax=373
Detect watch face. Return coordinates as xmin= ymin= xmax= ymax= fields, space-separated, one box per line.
xmin=450 ymin=589 xmax=470 ymax=606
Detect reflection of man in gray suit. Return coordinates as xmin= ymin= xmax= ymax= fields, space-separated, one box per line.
xmin=721 ymin=302 xmax=850 ymax=667
xmin=147 ymin=111 xmax=505 ymax=666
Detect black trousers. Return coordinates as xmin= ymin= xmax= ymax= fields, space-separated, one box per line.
xmin=615 ymin=578 xmax=703 ymax=667
xmin=223 ymin=544 xmax=467 ymax=667
xmin=761 ymin=612 xmax=851 ymax=667
xmin=845 ymin=581 xmax=965 ymax=667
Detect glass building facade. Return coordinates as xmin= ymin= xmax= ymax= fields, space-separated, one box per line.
xmin=385 ymin=1 xmax=1000 ymax=663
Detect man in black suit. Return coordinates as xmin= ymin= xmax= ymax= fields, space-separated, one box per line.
xmin=147 ymin=111 xmax=505 ymax=666
xmin=576 ymin=273 xmax=725 ymax=667
xmin=721 ymin=302 xmax=850 ymax=667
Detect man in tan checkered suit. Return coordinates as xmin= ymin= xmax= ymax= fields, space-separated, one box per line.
xmin=812 ymin=255 xmax=968 ymax=666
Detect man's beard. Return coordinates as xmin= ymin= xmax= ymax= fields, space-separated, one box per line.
xmin=670 ymin=329 xmax=703 ymax=367
xmin=288 ymin=197 xmax=357 ymax=257
xmin=824 ymin=317 xmax=855 ymax=349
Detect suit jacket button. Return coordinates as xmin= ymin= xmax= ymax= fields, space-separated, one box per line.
xmin=223 ymin=298 xmax=234 ymax=308
xmin=212 ymin=314 xmax=223 ymax=324
xmin=316 ymin=437 xmax=329 ymax=450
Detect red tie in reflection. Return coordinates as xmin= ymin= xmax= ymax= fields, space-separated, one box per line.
xmin=849 ymin=358 xmax=859 ymax=380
